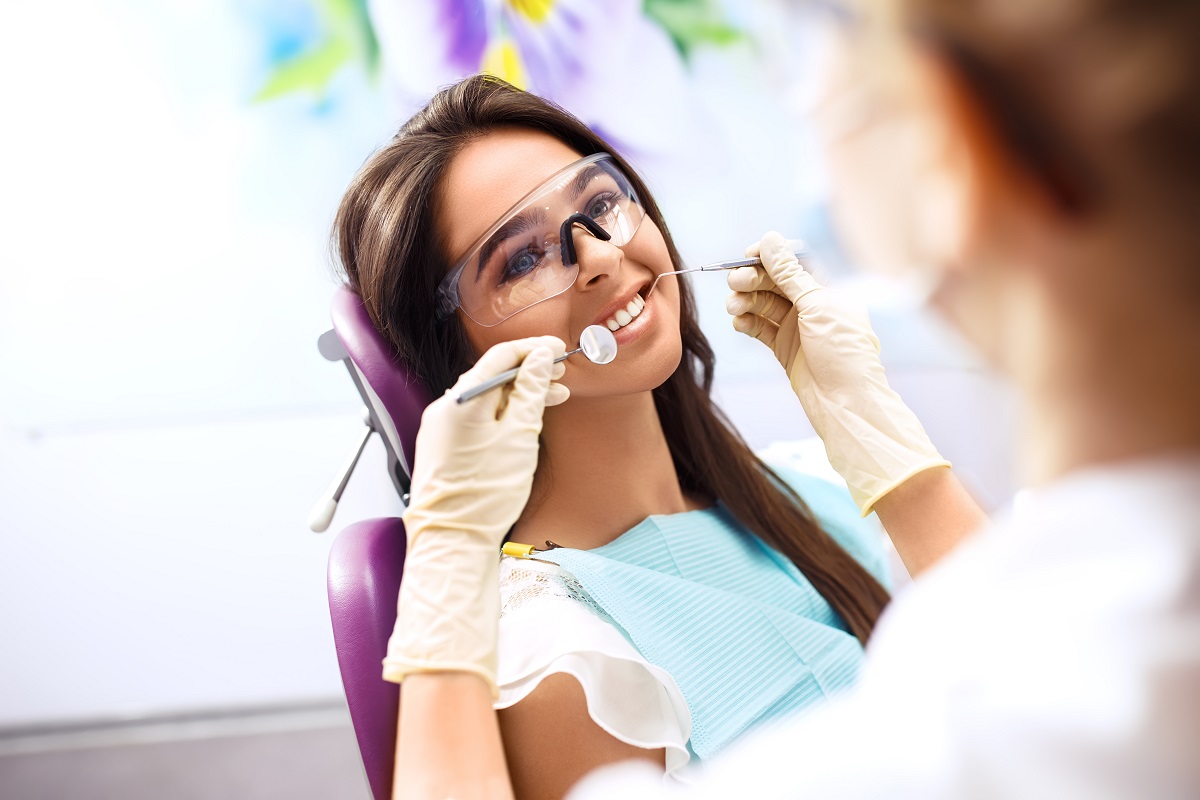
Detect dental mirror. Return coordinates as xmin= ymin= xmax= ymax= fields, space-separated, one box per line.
xmin=456 ymin=324 xmax=618 ymax=404
xmin=574 ymin=323 xmax=618 ymax=365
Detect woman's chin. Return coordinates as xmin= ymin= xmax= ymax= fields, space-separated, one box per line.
xmin=561 ymin=338 xmax=682 ymax=400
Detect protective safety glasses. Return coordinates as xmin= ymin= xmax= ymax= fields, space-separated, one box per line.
xmin=435 ymin=153 xmax=646 ymax=327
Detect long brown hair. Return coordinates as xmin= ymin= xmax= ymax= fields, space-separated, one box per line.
xmin=333 ymin=75 xmax=889 ymax=643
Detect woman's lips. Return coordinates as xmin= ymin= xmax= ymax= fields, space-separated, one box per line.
xmin=609 ymin=289 xmax=653 ymax=347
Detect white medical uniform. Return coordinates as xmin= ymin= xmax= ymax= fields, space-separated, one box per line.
xmin=569 ymin=456 xmax=1200 ymax=799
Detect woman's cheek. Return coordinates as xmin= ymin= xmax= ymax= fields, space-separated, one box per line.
xmin=467 ymin=297 xmax=574 ymax=348
xmin=643 ymin=330 xmax=684 ymax=389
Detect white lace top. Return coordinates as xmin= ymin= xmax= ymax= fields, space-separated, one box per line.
xmin=495 ymin=555 xmax=695 ymax=780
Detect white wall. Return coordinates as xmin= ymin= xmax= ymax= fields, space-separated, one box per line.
xmin=0 ymin=0 xmax=403 ymax=726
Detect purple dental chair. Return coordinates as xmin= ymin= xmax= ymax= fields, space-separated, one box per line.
xmin=313 ymin=285 xmax=432 ymax=800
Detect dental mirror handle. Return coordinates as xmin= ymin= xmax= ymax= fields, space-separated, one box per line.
xmin=455 ymin=350 xmax=575 ymax=405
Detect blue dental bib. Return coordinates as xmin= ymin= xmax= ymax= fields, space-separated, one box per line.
xmin=539 ymin=469 xmax=888 ymax=760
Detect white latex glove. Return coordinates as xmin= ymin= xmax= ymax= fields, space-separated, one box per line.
xmin=382 ymin=335 xmax=568 ymax=694
xmin=726 ymin=231 xmax=949 ymax=515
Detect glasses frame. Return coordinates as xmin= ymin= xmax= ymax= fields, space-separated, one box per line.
xmin=434 ymin=152 xmax=644 ymax=327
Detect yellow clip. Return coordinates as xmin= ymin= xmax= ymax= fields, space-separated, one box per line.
xmin=501 ymin=542 xmax=538 ymax=559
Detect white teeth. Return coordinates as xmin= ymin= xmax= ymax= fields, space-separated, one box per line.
xmin=604 ymin=294 xmax=646 ymax=331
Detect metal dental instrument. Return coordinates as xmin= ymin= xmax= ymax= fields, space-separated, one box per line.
xmin=307 ymin=406 xmax=375 ymax=533
xmin=455 ymin=324 xmax=618 ymax=404
xmin=645 ymin=247 xmax=810 ymax=298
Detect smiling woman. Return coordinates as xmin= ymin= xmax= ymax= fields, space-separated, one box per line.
xmin=332 ymin=74 xmax=894 ymax=796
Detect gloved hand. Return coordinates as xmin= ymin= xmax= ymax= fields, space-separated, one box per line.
xmin=726 ymin=231 xmax=949 ymax=515
xmin=382 ymin=336 xmax=568 ymax=695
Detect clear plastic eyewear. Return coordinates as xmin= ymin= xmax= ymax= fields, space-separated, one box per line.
xmin=435 ymin=153 xmax=646 ymax=327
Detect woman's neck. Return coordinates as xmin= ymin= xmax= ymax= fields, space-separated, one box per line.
xmin=512 ymin=390 xmax=702 ymax=550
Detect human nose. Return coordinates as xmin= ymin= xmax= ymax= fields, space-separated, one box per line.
xmin=572 ymin=226 xmax=623 ymax=289
xmin=559 ymin=213 xmax=610 ymax=266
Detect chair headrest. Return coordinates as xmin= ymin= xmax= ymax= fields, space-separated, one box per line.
xmin=330 ymin=285 xmax=432 ymax=483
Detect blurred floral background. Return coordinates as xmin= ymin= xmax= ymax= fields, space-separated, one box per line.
xmin=252 ymin=0 xmax=833 ymax=268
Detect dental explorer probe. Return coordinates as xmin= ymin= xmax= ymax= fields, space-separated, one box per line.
xmin=644 ymin=246 xmax=810 ymax=299
xmin=455 ymin=324 xmax=618 ymax=404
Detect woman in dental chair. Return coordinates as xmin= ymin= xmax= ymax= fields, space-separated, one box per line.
xmin=332 ymin=75 xmax=983 ymax=798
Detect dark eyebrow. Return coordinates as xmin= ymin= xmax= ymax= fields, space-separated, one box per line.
xmin=474 ymin=206 xmax=548 ymax=283
xmin=566 ymin=164 xmax=607 ymax=202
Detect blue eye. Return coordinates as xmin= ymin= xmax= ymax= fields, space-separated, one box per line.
xmin=502 ymin=248 xmax=544 ymax=283
xmin=588 ymin=199 xmax=612 ymax=218
xmin=586 ymin=191 xmax=619 ymax=221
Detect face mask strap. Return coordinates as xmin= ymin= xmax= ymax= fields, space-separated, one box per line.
xmin=559 ymin=213 xmax=612 ymax=267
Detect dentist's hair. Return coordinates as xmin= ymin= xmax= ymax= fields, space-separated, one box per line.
xmin=898 ymin=0 xmax=1200 ymax=293
xmin=333 ymin=75 xmax=889 ymax=644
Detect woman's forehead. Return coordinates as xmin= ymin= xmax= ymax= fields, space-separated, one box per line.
xmin=440 ymin=130 xmax=584 ymax=262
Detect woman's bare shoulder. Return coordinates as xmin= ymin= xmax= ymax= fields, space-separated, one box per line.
xmin=498 ymin=673 xmax=664 ymax=800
